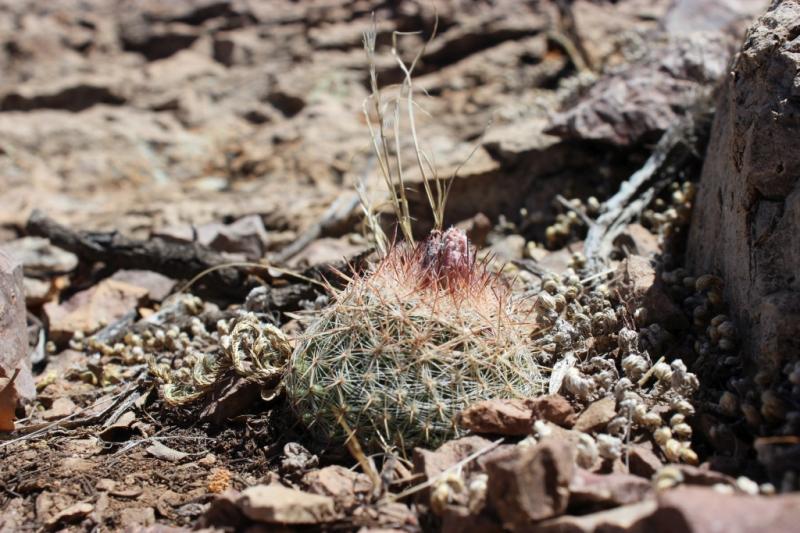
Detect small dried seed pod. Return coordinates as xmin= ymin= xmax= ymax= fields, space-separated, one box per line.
xmin=670 ymin=413 xmax=686 ymax=427
xmin=719 ymin=391 xmax=739 ymax=417
xmin=655 ymin=466 xmax=684 ymax=491
xmin=695 ymin=274 xmax=723 ymax=292
xmin=717 ymin=321 xmax=736 ymax=339
xmin=653 ymin=362 xmax=673 ymax=382
xmin=596 ymin=434 xmax=623 ymax=460
xmin=663 ymin=438 xmax=682 ymax=462
xmin=553 ymin=293 xmax=567 ymax=313
xmin=679 ymin=446 xmax=699 ymax=465
xmin=672 ymin=423 xmax=692 ymax=440
xmin=736 ymin=476 xmax=759 ymax=496
xmin=718 ymin=338 xmax=736 ymax=351
xmin=607 ymin=416 xmax=628 ymax=436
xmin=536 ymin=292 xmax=557 ymax=312
xmin=761 ymin=390 xmax=787 ymax=423
xmin=654 ymin=427 xmax=672 ymax=446
xmin=576 ymin=433 xmax=598 ymax=468
xmin=671 ymin=399 xmax=696 ymax=417
xmin=741 ymin=402 xmax=762 ymax=427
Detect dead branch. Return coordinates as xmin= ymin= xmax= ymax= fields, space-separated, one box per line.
xmin=583 ymin=107 xmax=712 ymax=272
xmin=26 ymin=210 xmax=250 ymax=297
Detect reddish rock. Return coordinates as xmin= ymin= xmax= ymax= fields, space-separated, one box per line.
xmin=616 ymin=256 xmax=688 ymax=329
xmin=531 ymin=500 xmax=656 ymax=533
xmin=237 ymin=485 xmax=336 ymax=525
xmin=413 ymin=435 xmax=494 ymax=483
xmin=530 ymin=394 xmax=577 ymax=429
xmin=43 ymin=278 xmax=148 ymax=342
xmin=109 ymin=270 xmax=176 ymax=302
xmin=0 ymin=249 xmax=34 ymax=415
xmin=614 ymin=223 xmax=660 ymax=258
xmin=459 ymin=395 xmax=576 ymax=436
xmin=568 ymin=469 xmax=653 ymax=509
xmin=687 ymin=0 xmax=800 ymax=369
xmin=629 ymin=444 xmax=664 ymax=479
xmin=302 ymin=465 xmax=373 ymax=510
xmin=574 ymin=396 xmax=617 ymax=433
xmin=647 ymin=487 xmax=800 ymax=533
xmin=441 ymin=505 xmax=503 ymax=533
xmin=485 ymin=440 xmax=575 ymax=530
xmin=458 ymin=399 xmax=534 ymax=436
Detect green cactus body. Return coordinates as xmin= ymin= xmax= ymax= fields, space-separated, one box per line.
xmin=285 ymin=228 xmax=546 ymax=452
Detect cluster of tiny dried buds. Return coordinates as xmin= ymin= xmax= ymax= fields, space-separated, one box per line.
xmin=544 ymin=196 xmax=600 ymax=249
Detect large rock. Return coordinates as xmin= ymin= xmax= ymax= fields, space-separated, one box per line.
xmin=485 ymin=440 xmax=574 ymax=530
xmin=687 ymin=2 xmax=800 ymax=378
xmin=646 ymin=487 xmax=800 ymax=533
xmin=0 ymin=250 xmax=34 ymax=406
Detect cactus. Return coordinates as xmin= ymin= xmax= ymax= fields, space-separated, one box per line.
xmin=284 ymin=227 xmax=547 ymax=451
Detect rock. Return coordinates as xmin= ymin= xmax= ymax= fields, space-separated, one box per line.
xmin=616 ymin=256 xmax=688 ymax=329
xmin=237 ymin=485 xmax=337 ymax=524
xmin=485 ymin=440 xmax=574 ymax=530
xmin=109 ymin=270 xmax=176 ymax=302
xmin=146 ymin=441 xmax=189 ymax=462
xmin=0 ymin=249 xmax=35 ymax=422
xmin=207 ymin=215 xmax=269 ymax=260
xmin=574 ymin=396 xmax=617 ymax=433
xmin=413 ymin=435 xmax=494 ymax=483
xmin=531 ymin=500 xmax=657 ymax=533
xmin=629 ymin=444 xmax=664 ymax=479
xmin=120 ymin=20 xmax=200 ymax=61
xmin=530 ymin=394 xmax=577 ymax=429
xmin=455 ymin=212 xmax=492 ymax=248
xmin=23 ymin=276 xmax=54 ymax=307
xmin=441 ymin=505 xmax=504 ymax=533
xmin=302 ymin=465 xmax=373 ymax=510
xmin=44 ymin=501 xmax=94 ymax=531
xmin=614 ymin=223 xmax=660 ymax=258
xmin=119 ymin=507 xmax=156 ymax=528
xmin=687 ymin=0 xmax=800 ymax=370
xmin=646 ymin=487 xmax=800 ymax=533
xmin=548 ymin=32 xmax=733 ymax=147
xmin=670 ymin=465 xmax=736 ymax=488
xmin=43 ymin=278 xmax=148 ymax=342
xmin=458 ymin=399 xmax=534 ymax=436
xmin=459 ymin=395 xmax=576 ymax=435
xmin=41 ymin=396 xmax=77 ymax=421
xmin=487 ymin=234 xmax=526 ymax=262
xmin=0 ymin=237 xmax=77 ymax=276
xmin=288 ymin=236 xmax=368 ymax=268
xmin=0 ymin=75 xmax=127 ymax=112
xmin=568 ymin=469 xmax=653 ymax=509
xmin=352 ymin=501 xmax=419 ymax=531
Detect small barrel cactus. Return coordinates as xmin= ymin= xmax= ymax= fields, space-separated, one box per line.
xmin=284 ymin=227 xmax=546 ymax=451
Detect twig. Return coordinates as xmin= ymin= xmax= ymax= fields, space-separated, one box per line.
xmin=272 ymin=193 xmax=360 ymax=264
xmin=1 ymin=376 xmax=142 ymax=445
xmin=583 ymin=109 xmax=711 ymax=272
xmin=26 ymin=210 xmax=249 ymax=298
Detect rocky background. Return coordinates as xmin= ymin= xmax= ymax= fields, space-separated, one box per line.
xmin=2 ymin=0 xmax=799 ymax=531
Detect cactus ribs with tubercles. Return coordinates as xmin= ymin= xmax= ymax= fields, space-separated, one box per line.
xmin=285 ymin=227 xmax=546 ymax=452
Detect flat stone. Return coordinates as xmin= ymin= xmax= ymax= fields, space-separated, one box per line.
xmin=532 ymin=500 xmax=657 ymax=533
xmin=237 ymin=485 xmax=336 ymax=524
xmin=647 ymin=487 xmax=800 ymax=533
xmin=43 ymin=278 xmax=148 ymax=341
xmin=485 ymin=440 xmax=574 ymax=530
xmin=574 ymin=396 xmax=617 ymax=433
